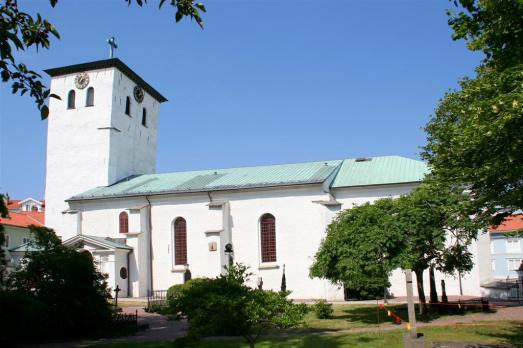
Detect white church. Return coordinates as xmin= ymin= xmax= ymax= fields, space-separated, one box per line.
xmin=43 ymin=58 xmax=486 ymax=300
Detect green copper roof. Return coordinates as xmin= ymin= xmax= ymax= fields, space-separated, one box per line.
xmin=331 ymin=156 xmax=429 ymax=188
xmin=69 ymin=156 xmax=428 ymax=201
xmin=70 ymin=160 xmax=342 ymax=200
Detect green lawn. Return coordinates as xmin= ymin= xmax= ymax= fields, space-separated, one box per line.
xmin=91 ymin=304 xmax=523 ymax=347
xmin=291 ymin=303 xmax=487 ymax=333
xmin=94 ymin=321 xmax=523 ymax=347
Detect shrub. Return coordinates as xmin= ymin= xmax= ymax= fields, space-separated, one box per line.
xmin=166 ymin=263 xmax=308 ymax=348
xmin=314 ymin=300 xmax=333 ymax=319
xmin=3 ymin=226 xmax=112 ymax=343
xmin=0 ymin=290 xmax=47 ymax=344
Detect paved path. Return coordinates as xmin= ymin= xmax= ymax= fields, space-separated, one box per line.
xmin=24 ymin=307 xmax=188 ymax=347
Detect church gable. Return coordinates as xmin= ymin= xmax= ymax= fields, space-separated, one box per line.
xmin=64 ymin=234 xmax=132 ymax=252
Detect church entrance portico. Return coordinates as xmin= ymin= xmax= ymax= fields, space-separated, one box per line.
xmin=63 ymin=234 xmax=133 ymax=298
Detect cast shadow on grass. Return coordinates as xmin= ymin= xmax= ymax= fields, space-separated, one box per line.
xmin=95 ymin=336 xmax=374 ymax=348
xmin=335 ymin=304 xmax=496 ymax=325
xmin=475 ymin=321 xmax=523 ymax=348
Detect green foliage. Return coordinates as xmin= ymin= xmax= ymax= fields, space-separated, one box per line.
xmin=0 ymin=0 xmax=61 ymax=119
xmin=310 ymin=198 xmax=403 ymax=296
xmin=313 ymin=300 xmax=333 ymax=319
xmin=145 ymin=302 xmax=170 ymax=314
xmin=1 ymin=0 xmax=206 ymax=119
xmin=423 ymin=1 xmax=523 ymax=226
xmin=166 ymin=263 xmax=307 ymax=348
xmin=423 ymin=65 xmax=523 ymax=226
xmin=394 ymin=178 xmax=479 ymax=274
xmin=310 ymin=179 xmax=478 ymax=314
xmin=128 ymin=0 xmax=206 ymax=28
xmin=3 ymin=225 xmax=112 ymax=343
xmin=448 ymin=0 xmax=523 ymax=70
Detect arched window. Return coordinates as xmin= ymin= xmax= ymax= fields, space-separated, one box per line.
xmin=86 ymin=87 xmax=94 ymax=106
xmin=119 ymin=212 xmax=129 ymax=233
xmin=260 ymin=213 xmax=276 ymax=263
xmin=67 ymin=90 xmax=76 ymax=109
xmin=125 ymin=96 xmax=131 ymax=116
xmin=174 ymin=217 xmax=187 ymax=265
xmin=141 ymin=108 xmax=147 ymax=127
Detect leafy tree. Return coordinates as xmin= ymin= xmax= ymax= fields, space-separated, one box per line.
xmin=424 ymin=1 xmax=523 ymax=226
xmin=393 ymin=179 xmax=478 ymax=314
xmin=423 ymin=66 xmax=523 ymax=226
xmin=166 ymin=263 xmax=308 ymax=348
xmin=1 ymin=0 xmax=206 ymax=119
xmin=311 ymin=180 xmax=478 ymax=315
xmin=447 ymin=0 xmax=523 ymax=71
xmin=5 ymin=225 xmax=112 ymax=339
xmin=310 ymin=198 xmax=404 ymax=299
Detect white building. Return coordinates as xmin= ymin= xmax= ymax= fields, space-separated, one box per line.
xmin=43 ymin=58 xmax=482 ymax=299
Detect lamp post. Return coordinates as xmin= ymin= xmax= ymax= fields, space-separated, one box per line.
xmin=114 ymin=285 xmax=121 ymax=311
xmin=224 ymin=243 xmax=234 ymax=267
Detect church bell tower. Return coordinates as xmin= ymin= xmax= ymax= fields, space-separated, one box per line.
xmin=44 ymin=59 xmax=167 ymax=239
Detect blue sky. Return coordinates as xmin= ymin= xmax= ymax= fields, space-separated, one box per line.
xmin=0 ymin=0 xmax=482 ymax=199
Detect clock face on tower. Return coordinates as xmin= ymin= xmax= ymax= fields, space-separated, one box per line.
xmin=74 ymin=72 xmax=89 ymax=89
xmin=134 ymin=86 xmax=144 ymax=103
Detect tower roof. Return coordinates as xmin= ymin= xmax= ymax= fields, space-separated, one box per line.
xmin=44 ymin=58 xmax=167 ymax=103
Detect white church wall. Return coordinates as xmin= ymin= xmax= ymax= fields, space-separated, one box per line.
xmin=145 ymin=186 xmax=346 ymax=300
xmin=45 ymin=67 xmax=117 ymax=239
xmin=70 ymin=197 xmax=152 ymax=297
xmin=332 ymin=183 xmax=419 ymax=206
xmin=108 ymin=70 xmax=158 ymax=184
xmin=114 ymin=249 xmax=130 ymax=298
xmin=126 ymin=235 xmax=149 ymax=297
xmin=128 ymin=208 xmax=142 ymax=233
xmin=45 ymin=65 xmax=161 ymax=241
xmin=150 ymin=193 xmax=221 ymax=290
xmin=476 ymin=230 xmax=493 ymax=284
xmin=68 ymin=182 xmax=484 ymax=299
xmin=217 ymin=187 xmax=343 ymax=300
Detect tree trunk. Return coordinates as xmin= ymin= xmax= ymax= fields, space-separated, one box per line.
xmin=429 ymin=266 xmax=438 ymax=304
xmin=414 ymin=269 xmax=427 ymax=315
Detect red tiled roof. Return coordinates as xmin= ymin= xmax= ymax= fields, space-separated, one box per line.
xmin=5 ymin=198 xmax=45 ymax=211
xmin=489 ymin=214 xmax=523 ymax=232
xmin=0 ymin=211 xmax=45 ymax=228
xmin=6 ymin=200 xmax=21 ymax=210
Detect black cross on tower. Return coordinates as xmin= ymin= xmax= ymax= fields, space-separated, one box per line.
xmin=107 ymin=37 xmax=118 ymax=58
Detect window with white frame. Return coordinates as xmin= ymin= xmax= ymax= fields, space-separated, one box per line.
xmin=507 ymin=238 xmax=521 ymax=253
xmin=491 ymin=259 xmax=496 ymax=271
xmin=507 ymin=258 xmax=522 ymax=272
